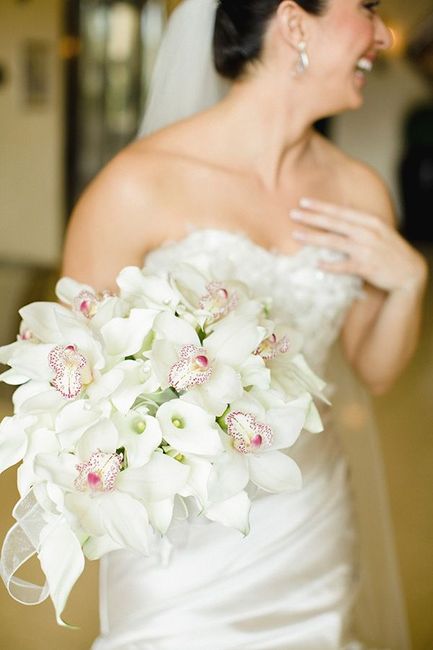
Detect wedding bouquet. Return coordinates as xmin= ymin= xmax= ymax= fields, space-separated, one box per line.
xmin=0 ymin=260 xmax=326 ymax=624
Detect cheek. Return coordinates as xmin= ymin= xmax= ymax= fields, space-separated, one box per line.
xmin=317 ymin=12 xmax=374 ymax=61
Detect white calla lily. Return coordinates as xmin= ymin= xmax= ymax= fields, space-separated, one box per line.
xmin=113 ymin=410 xmax=162 ymax=467
xmin=157 ymin=399 xmax=223 ymax=457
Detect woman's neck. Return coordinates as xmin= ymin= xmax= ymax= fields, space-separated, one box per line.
xmin=201 ymin=73 xmax=322 ymax=192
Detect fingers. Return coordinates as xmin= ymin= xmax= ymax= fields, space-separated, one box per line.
xmin=297 ymin=197 xmax=382 ymax=232
xmin=292 ymin=227 xmax=356 ymax=254
xmin=290 ymin=209 xmax=364 ymax=240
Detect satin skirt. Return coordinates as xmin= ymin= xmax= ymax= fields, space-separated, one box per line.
xmin=92 ymin=424 xmax=363 ymax=650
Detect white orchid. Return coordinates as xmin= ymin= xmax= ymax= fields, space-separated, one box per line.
xmin=150 ymin=305 xmax=266 ymax=416
xmin=0 ymin=260 xmax=327 ymax=623
xmin=168 ymin=262 xmax=249 ymax=330
xmin=116 ymin=266 xmax=179 ymax=311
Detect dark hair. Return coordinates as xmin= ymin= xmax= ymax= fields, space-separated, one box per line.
xmin=213 ymin=0 xmax=327 ymax=80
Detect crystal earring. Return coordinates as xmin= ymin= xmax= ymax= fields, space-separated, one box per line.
xmin=296 ymin=41 xmax=309 ymax=75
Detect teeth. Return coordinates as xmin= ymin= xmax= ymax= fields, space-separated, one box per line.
xmin=356 ymin=57 xmax=373 ymax=73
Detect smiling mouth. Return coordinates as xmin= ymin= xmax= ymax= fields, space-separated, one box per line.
xmin=355 ymin=57 xmax=374 ymax=73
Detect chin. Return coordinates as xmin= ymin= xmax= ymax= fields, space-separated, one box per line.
xmin=321 ymin=94 xmax=364 ymax=118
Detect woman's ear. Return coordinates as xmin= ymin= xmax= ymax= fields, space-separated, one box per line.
xmin=275 ymin=0 xmax=308 ymax=51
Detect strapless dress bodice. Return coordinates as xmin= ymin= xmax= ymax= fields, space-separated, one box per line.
xmin=145 ymin=227 xmax=362 ymax=375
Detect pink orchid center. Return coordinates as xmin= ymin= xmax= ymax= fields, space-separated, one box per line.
xmin=255 ymin=333 xmax=290 ymax=361
xmin=73 ymin=290 xmax=99 ymax=319
xmin=75 ymin=450 xmax=123 ymax=493
xmin=48 ymin=344 xmax=89 ymax=400
xmin=199 ymin=282 xmax=238 ymax=323
xmin=87 ymin=472 xmax=102 ymax=488
xmin=226 ymin=411 xmax=273 ymax=455
xmin=80 ymin=299 xmax=91 ymax=314
xmin=194 ymin=354 xmax=209 ymax=369
xmin=168 ymin=344 xmax=213 ymax=392
xmin=251 ymin=434 xmax=263 ymax=448
xmin=18 ymin=328 xmax=33 ymax=341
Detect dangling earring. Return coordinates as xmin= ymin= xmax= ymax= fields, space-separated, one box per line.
xmin=296 ymin=41 xmax=309 ymax=75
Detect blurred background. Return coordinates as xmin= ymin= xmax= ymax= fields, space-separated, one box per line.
xmin=0 ymin=0 xmax=432 ymax=648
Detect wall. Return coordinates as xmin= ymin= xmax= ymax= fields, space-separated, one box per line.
xmin=0 ymin=0 xmax=64 ymax=267
xmin=333 ymin=57 xmax=431 ymax=217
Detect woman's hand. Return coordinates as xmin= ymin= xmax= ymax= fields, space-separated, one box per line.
xmin=289 ymin=197 xmax=428 ymax=292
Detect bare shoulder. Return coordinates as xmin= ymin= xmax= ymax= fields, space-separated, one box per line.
xmin=314 ymin=133 xmax=396 ymax=227
xmin=62 ymin=140 xmax=181 ymax=290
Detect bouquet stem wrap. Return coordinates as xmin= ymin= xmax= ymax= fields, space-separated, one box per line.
xmin=1 ymin=489 xmax=50 ymax=605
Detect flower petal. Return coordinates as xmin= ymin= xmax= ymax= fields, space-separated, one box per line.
xmin=266 ymin=395 xmax=311 ymax=449
xmin=145 ymin=497 xmax=174 ymax=534
xmin=97 ymin=491 xmax=150 ymax=555
xmin=55 ymin=400 xmax=106 ymax=451
xmin=179 ymin=456 xmax=213 ymax=505
xmin=183 ymin=363 xmax=242 ymax=417
xmin=33 ymin=452 xmax=78 ymax=491
xmin=82 ymin=534 xmax=123 ymax=560
xmin=38 ymin=518 xmax=85 ymax=626
xmin=101 ymin=309 xmax=157 ymax=357
xmin=56 ymin=277 xmax=95 ymax=306
xmin=207 ymin=450 xmax=249 ymax=502
xmin=204 ymin=303 xmax=264 ymax=367
xmin=248 ymin=450 xmax=302 ymax=493
xmin=76 ymin=419 xmax=119 ymax=460
xmin=205 ymin=491 xmax=251 ymax=536
xmin=0 ymin=415 xmax=32 ymax=473
xmin=117 ymin=452 xmax=189 ymax=502
xmin=153 ymin=310 xmax=200 ymax=346
xmin=117 ymin=267 xmax=178 ymax=310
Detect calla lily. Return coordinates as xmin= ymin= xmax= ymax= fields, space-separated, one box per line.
xmin=113 ymin=408 xmax=162 ymax=467
xmin=157 ymin=399 xmax=223 ymax=457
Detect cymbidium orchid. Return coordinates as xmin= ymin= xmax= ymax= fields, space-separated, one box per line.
xmin=0 ymin=260 xmax=326 ymax=625
xmin=168 ymin=262 xmax=246 ymax=330
xmin=151 ymin=305 xmax=266 ymax=416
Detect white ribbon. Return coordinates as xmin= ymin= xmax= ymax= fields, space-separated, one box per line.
xmin=0 ymin=489 xmax=50 ymax=605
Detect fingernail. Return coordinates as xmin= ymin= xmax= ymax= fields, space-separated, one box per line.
xmin=300 ymin=197 xmax=312 ymax=207
xmin=292 ymin=230 xmax=306 ymax=240
xmin=289 ymin=210 xmax=303 ymax=220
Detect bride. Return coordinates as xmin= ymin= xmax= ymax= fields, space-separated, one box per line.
xmin=63 ymin=0 xmax=427 ymax=648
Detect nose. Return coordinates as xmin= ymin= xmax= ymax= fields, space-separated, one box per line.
xmin=374 ymin=15 xmax=394 ymax=51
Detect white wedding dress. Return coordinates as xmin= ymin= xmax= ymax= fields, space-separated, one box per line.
xmin=92 ymin=228 xmax=410 ymax=650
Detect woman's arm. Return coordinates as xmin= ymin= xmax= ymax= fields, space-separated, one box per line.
xmin=289 ymin=169 xmax=428 ymax=394
xmin=62 ymin=148 xmax=163 ymax=291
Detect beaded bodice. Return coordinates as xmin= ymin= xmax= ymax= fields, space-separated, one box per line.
xmin=145 ymin=228 xmax=362 ymax=375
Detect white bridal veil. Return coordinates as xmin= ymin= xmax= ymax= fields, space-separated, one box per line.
xmin=137 ymin=1 xmax=412 ymax=647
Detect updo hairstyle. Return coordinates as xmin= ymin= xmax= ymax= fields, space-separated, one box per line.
xmin=213 ymin=0 xmax=327 ymax=80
